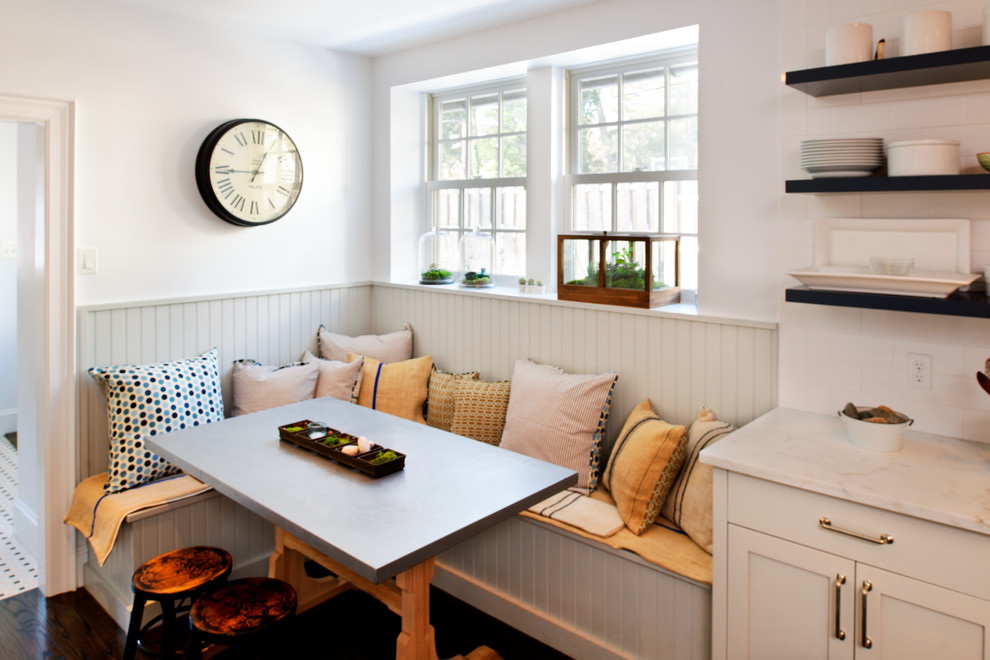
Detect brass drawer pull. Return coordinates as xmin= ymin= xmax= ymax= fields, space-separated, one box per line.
xmin=834 ymin=574 xmax=846 ymax=640
xmin=861 ymin=580 xmax=873 ymax=649
xmin=819 ymin=517 xmax=894 ymax=545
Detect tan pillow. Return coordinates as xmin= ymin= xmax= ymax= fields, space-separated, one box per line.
xmin=318 ymin=323 xmax=413 ymax=363
xmin=426 ymin=368 xmax=479 ymax=431
xmin=450 ymin=379 xmax=512 ymax=446
xmin=661 ymin=407 xmax=735 ymax=553
xmin=499 ymin=359 xmax=617 ymax=492
xmin=602 ymin=399 xmax=687 ymax=535
xmin=230 ymin=360 xmax=319 ymax=417
xmin=350 ymin=353 xmax=433 ymax=424
xmin=301 ymin=351 xmax=363 ymax=402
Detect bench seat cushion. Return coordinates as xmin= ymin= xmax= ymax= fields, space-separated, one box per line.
xmin=519 ymin=489 xmax=712 ymax=585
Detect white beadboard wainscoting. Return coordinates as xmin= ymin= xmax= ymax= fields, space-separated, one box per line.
xmin=434 ymin=515 xmax=712 ymax=660
xmin=371 ymin=283 xmax=778 ymax=444
xmin=75 ymin=283 xmax=372 ymax=624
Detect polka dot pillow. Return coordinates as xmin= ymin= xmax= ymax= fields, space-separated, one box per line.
xmin=88 ymin=348 xmax=224 ymax=494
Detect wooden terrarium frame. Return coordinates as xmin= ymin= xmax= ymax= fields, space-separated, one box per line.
xmin=557 ymin=233 xmax=680 ymax=309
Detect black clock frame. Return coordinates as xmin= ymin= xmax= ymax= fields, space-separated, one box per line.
xmin=195 ymin=118 xmax=303 ymax=227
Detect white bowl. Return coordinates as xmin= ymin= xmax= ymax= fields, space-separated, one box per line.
xmin=887 ymin=139 xmax=959 ymax=176
xmin=839 ymin=407 xmax=912 ymax=452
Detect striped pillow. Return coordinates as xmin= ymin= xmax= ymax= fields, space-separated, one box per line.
xmin=499 ymin=359 xmax=617 ymax=492
xmin=603 ymin=399 xmax=687 ymax=535
xmin=350 ymin=353 xmax=433 ymax=424
xmin=426 ymin=368 xmax=480 ymax=431
xmin=450 ymin=379 xmax=511 ymax=446
xmin=661 ymin=407 xmax=735 ymax=553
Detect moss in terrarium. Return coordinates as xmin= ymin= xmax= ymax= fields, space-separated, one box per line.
xmin=461 ymin=269 xmax=493 ymax=286
xmin=284 ymin=426 xmax=304 ymax=433
xmin=605 ymin=244 xmax=665 ymax=291
xmin=321 ymin=434 xmax=349 ymax=446
xmin=421 ymin=263 xmax=452 ymax=281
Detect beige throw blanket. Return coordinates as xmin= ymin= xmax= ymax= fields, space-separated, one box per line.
xmin=527 ymin=490 xmax=625 ymax=538
xmin=64 ymin=472 xmax=212 ymax=565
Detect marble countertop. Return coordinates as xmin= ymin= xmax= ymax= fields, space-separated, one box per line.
xmin=700 ymin=407 xmax=990 ymax=536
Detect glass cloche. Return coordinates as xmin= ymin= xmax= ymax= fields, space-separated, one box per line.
xmin=418 ymin=229 xmax=457 ymax=285
xmin=459 ymin=228 xmax=495 ymax=288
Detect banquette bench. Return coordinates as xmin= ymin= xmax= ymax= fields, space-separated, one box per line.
xmin=74 ymin=284 xmax=777 ymax=659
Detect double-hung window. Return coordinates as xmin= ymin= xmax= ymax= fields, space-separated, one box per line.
xmin=566 ymin=50 xmax=699 ymax=294
xmin=427 ymin=82 xmax=527 ymax=277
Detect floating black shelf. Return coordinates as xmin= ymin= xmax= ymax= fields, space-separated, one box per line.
xmin=786 ymin=174 xmax=990 ymax=193
xmin=786 ymin=45 xmax=990 ymax=97
xmin=786 ymin=286 xmax=990 ymax=318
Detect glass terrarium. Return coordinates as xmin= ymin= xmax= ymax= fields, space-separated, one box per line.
xmin=459 ymin=228 xmax=495 ymax=288
xmin=418 ymin=229 xmax=457 ymax=285
xmin=557 ymin=233 xmax=680 ymax=308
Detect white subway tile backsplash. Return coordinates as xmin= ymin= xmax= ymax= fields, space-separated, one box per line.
xmin=860 ymin=192 xmax=932 ymax=217
xmin=890 ymin=96 xmax=967 ymax=128
xmin=807 ymin=329 xmax=832 ymax=357
xmin=831 ymin=0 xmax=896 ymax=21
xmin=861 ymin=308 xmax=930 ymax=339
xmin=831 ymin=331 xmax=894 ymax=365
xmin=892 ymin=339 xmax=965 ymax=374
xmin=962 ymin=408 xmax=990 ymax=444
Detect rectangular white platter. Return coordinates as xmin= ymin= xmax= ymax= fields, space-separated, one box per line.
xmin=815 ymin=218 xmax=970 ymax=273
xmin=786 ymin=266 xmax=979 ymax=298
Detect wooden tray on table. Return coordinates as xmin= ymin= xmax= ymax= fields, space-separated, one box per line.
xmin=278 ymin=420 xmax=405 ymax=478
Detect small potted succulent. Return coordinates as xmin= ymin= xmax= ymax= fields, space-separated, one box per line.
xmin=518 ymin=277 xmax=527 ymax=293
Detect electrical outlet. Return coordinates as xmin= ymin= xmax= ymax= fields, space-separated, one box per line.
xmin=908 ymin=353 xmax=932 ymax=389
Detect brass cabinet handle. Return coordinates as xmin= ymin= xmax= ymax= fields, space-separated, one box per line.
xmin=819 ymin=517 xmax=894 ymax=545
xmin=861 ymin=580 xmax=873 ymax=649
xmin=834 ymin=574 xmax=847 ymax=640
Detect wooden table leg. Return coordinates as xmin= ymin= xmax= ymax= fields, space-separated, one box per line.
xmin=395 ymin=558 xmax=438 ymax=660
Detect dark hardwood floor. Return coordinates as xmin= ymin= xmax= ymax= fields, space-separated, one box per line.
xmin=0 ymin=584 xmax=571 ymax=659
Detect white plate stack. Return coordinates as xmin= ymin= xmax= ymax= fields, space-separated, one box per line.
xmin=800 ymin=138 xmax=884 ymax=178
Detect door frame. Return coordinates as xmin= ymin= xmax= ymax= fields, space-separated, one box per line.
xmin=0 ymin=94 xmax=75 ymax=595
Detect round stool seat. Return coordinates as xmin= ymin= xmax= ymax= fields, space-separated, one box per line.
xmin=191 ymin=577 xmax=297 ymax=639
xmin=133 ymin=546 xmax=232 ymax=596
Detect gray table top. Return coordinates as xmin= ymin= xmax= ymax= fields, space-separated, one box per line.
xmin=146 ymin=397 xmax=577 ymax=583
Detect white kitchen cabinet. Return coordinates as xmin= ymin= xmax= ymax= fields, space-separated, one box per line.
xmin=726 ymin=522 xmax=990 ymax=660
xmin=701 ymin=408 xmax=990 ymax=660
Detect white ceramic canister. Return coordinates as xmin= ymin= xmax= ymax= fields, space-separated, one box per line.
xmin=902 ymin=10 xmax=952 ymax=56
xmin=826 ymin=23 xmax=874 ymax=65
xmin=887 ymin=139 xmax=960 ymax=176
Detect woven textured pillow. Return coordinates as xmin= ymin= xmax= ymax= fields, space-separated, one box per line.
xmin=499 ymin=359 xmax=617 ymax=492
xmin=318 ymin=323 xmax=413 ymax=363
xmin=230 ymin=359 xmax=319 ymax=416
xmin=89 ymin=349 xmax=224 ymax=494
xmin=450 ymin=379 xmax=511 ymax=446
xmin=301 ymin=351 xmax=363 ymax=402
xmin=350 ymin=353 xmax=433 ymax=423
xmin=602 ymin=399 xmax=687 ymax=535
xmin=661 ymin=407 xmax=735 ymax=553
xmin=425 ymin=368 xmax=479 ymax=431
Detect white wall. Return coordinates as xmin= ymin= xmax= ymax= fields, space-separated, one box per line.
xmin=779 ymin=0 xmax=990 ymax=441
xmin=372 ymin=0 xmax=781 ymax=324
xmin=0 ymin=123 xmax=16 ymax=435
xmin=1 ymin=0 xmax=373 ymax=306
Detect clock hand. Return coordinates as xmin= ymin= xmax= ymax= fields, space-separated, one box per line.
xmin=251 ymin=152 xmax=269 ymax=183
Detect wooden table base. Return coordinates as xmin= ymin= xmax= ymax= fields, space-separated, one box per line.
xmin=269 ymin=527 xmax=446 ymax=660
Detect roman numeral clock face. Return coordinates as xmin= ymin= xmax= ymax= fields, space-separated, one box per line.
xmin=195 ymin=119 xmax=303 ymax=226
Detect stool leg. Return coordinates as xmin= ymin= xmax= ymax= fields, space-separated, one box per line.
xmin=186 ymin=624 xmax=202 ymax=660
xmin=122 ymin=592 xmax=146 ymax=660
xmin=161 ymin=597 xmax=177 ymax=659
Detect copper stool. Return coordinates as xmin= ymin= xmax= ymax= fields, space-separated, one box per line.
xmin=123 ymin=546 xmax=232 ymax=660
xmin=186 ymin=577 xmax=297 ymax=659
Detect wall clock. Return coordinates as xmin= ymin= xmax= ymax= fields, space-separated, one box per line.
xmin=195 ymin=118 xmax=303 ymax=227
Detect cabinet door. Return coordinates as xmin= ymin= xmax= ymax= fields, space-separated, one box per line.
xmin=728 ymin=525 xmax=855 ymax=660
xmin=858 ymin=564 xmax=990 ymax=660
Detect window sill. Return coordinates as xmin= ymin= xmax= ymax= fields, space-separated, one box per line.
xmin=376 ymin=279 xmax=776 ymax=330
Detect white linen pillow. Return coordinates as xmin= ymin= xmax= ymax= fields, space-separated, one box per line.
xmin=317 ymin=323 xmax=413 ymax=364
xmin=499 ymin=359 xmax=617 ymax=492
xmin=230 ymin=359 xmax=319 ymax=416
xmin=301 ymin=351 xmax=363 ymax=402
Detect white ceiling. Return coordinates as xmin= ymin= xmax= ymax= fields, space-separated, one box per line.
xmin=100 ymin=0 xmax=601 ymax=56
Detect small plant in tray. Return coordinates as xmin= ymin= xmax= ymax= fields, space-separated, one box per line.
xmin=366 ymin=449 xmax=400 ymax=466
xmin=277 ymin=420 xmax=405 ymax=477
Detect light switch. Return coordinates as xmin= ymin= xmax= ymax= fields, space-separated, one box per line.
xmin=0 ymin=241 xmax=15 ymax=259
xmin=78 ymin=247 xmax=97 ymax=275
